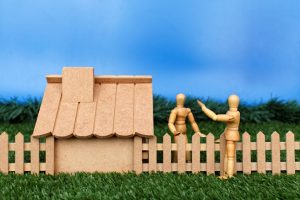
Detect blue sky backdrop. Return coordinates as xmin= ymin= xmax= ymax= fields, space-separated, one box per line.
xmin=0 ymin=0 xmax=299 ymax=102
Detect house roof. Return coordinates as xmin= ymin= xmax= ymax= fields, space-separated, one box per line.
xmin=33 ymin=67 xmax=154 ymax=139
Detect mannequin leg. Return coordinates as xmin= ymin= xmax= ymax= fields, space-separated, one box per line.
xmin=224 ymin=149 xmax=228 ymax=176
xmin=226 ymin=140 xmax=236 ymax=178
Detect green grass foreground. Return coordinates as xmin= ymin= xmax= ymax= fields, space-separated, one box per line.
xmin=0 ymin=123 xmax=299 ymax=199
xmin=0 ymin=172 xmax=299 ymax=199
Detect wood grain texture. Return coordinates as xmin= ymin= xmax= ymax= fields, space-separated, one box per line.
xmin=133 ymin=136 xmax=142 ymax=174
xmin=33 ymin=83 xmax=61 ymax=137
xmin=74 ymin=84 xmax=100 ymax=138
xmin=114 ymin=84 xmax=134 ymax=137
xmin=30 ymin=135 xmax=40 ymax=174
xmin=206 ymin=133 xmax=215 ymax=175
xmin=148 ymin=136 xmax=157 ymax=172
xmin=242 ymin=132 xmax=251 ymax=174
xmin=286 ymin=131 xmax=295 ymax=174
xmin=62 ymin=67 xmax=94 ymax=103
xmin=0 ymin=132 xmax=9 ymax=174
xmin=192 ymin=133 xmax=200 ymax=173
xmin=219 ymin=133 xmax=226 ymax=176
xmin=134 ymin=83 xmax=154 ymax=137
xmin=177 ymin=134 xmax=186 ymax=173
xmin=53 ymin=102 xmax=78 ymax=138
xmin=257 ymin=131 xmax=266 ymax=174
xmin=163 ymin=134 xmax=171 ymax=172
xmin=46 ymin=137 xmax=55 ymax=175
xmin=94 ymin=83 xmax=117 ymax=138
xmin=271 ymin=132 xmax=281 ymax=175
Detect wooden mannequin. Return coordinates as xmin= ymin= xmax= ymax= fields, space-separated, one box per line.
xmin=168 ymin=93 xmax=206 ymax=162
xmin=197 ymin=95 xmax=240 ymax=179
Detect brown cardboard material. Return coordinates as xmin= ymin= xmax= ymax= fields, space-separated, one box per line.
xmin=62 ymin=67 xmax=94 ymax=103
xmin=114 ymin=84 xmax=134 ymax=137
xmin=33 ymin=67 xmax=154 ymax=139
xmin=33 ymin=83 xmax=61 ymax=137
xmin=55 ymin=137 xmax=133 ymax=173
xmin=93 ymin=83 xmax=117 ymax=138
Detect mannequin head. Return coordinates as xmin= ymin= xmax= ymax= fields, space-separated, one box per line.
xmin=176 ymin=93 xmax=186 ymax=107
xmin=228 ymin=94 xmax=239 ymax=110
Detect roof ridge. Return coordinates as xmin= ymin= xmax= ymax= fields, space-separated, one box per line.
xmin=47 ymin=75 xmax=152 ymax=84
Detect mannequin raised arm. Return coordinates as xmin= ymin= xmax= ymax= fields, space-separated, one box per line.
xmin=197 ymin=100 xmax=234 ymax=122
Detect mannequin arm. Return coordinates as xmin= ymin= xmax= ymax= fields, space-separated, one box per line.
xmin=188 ymin=110 xmax=206 ymax=137
xmin=197 ymin=100 xmax=234 ymax=122
xmin=168 ymin=110 xmax=179 ymax=135
xmin=187 ymin=111 xmax=200 ymax=133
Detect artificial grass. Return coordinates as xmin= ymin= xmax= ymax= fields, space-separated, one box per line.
xmin=0 ymin=172 xmax=299 ymax=199
xmin=0 ymin=122 xmax=299 ymax=199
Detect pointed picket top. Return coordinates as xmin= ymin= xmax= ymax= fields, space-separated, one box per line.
xmin=286 ymin=131 xmax=294 ymax=138
xmin=271 ymin=131 xmax=280 ymax=140
xmin=16 ymin=132 xmax=24 ymax=139
xmin=257 ymin=131 xmax=265 ymax=137
xmin=243 ymin=132 xmax=250 ymax=139
xmin=163 ymin=133 xmax=171 ymax=172
xmin=257 ymin=131 xmax=265 ymax=141
xmin=206 ymin=132 xmax=215 ymax=175
xmin=286 ymin=131 xmax=295 ymax=174
xmin=256 ymin=131 xmax=266 ymax=174
xmin=192 ymin=132 xmax=200 ymax=141
xmin=0 ymin=131 xmax=9 ymax=174
xmin=242 ymin=132 xmax=251 ymax=174
xmin=0 ymin=132 xmax=9 ymax=142
xmin=207 ymin=133 xmax=214 ymax=139
xmin=0 ymin=132 xmax=8 ymax=137
xmin=163 ymin=133 xmax=171 ymax=141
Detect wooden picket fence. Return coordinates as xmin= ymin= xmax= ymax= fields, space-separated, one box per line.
xmin=0 ymin=131 xmax=299 ymax=175
xmin=0 ymin=132 xmax=54 ymax=175
xmin=133 ymin=132 xmax=300 ymax=175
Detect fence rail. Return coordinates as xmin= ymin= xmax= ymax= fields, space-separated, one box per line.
xmin=134 ymin=132 xmax=300 ymax=175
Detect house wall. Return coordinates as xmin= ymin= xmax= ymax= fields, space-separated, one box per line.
xmin=54 ymin=137 xmax=134 ymax=173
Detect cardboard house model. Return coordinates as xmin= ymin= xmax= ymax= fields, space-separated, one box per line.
xmin=32 ymin=67 xmax=153 ymax=173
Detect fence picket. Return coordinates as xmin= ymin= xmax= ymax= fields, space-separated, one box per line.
xmin=192 ymin=133 xmax=200 ymax=173
xmin=286 ymin=132 xmax=295 ymax=174
xmin=257 ymin=132 xmax=266 ymax=174
xmin=31 ymin=135 xmax=40 ymax=174
xmin=242 ymin=132 xmax=251 ymax=174
xmin=206 ymin=133 xmax=215 ymax=175
xmin=46 ymin=136 xmax=55 ymax=175
xmin=149 ymin=136 xmax=157 ymax=172
xmin=134 ymin=136 xmax=142 ymax=174
xmin=219 ymin=133 xmax=226 ymax=176
xmin=163 ymin=134 xmax=171 ymax=172
xmin=0 ymin=132 xmax=9 ymax=174
xmin=15 ymin=133 xmax=24 ymax=174
xmin=177 ymin=134 xmax=186 ymax=173
xmin=271 ymin=132 xmax=280 ymax=175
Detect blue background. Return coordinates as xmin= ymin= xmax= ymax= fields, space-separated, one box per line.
xmin=0 ymin=1 xmax=299 ymax=102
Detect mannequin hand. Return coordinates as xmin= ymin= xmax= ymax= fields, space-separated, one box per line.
xmin=196 ymin=132 xmax=206 ymax=137
xmin=197 ymin=100 xmax=206 ymax=109
xmin=173 ymin=131 xmax=180 ymax=136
